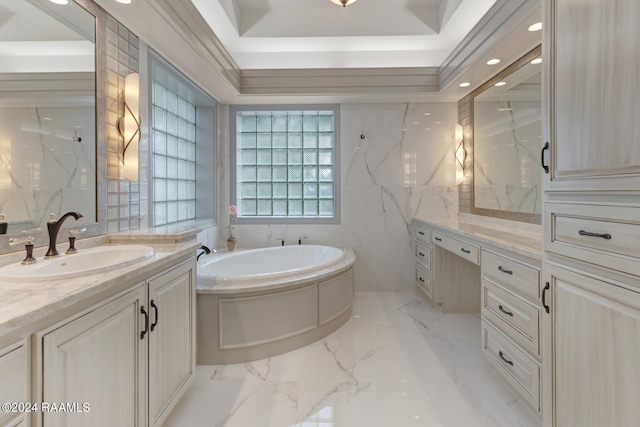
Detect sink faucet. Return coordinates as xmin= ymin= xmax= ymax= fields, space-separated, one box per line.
xmin=46 ymin=212 xmax=83 ymax=258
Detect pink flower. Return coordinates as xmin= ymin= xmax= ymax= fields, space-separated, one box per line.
xmin=229 ymin=205 xmax=238 ymax=215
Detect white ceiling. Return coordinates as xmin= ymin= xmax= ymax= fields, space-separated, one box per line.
xmin=191 ymin=0 xmax=498 ymax=69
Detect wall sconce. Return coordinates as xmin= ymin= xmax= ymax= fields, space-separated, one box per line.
xmin=454 ymin=124 xmax=466 ymax=185
xmin=118 ymin=73 xmax=140 ymax=182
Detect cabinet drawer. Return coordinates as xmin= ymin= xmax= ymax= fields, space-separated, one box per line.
xmin=481 ymin=250 xmax=540 ymax=299
xmin=415 ymin=266 xmax=433 ymax=300
xmin=414 ymin=224 xmax=432 ymax=245
xmin=432 ymin=231 xmax=480 ymax=264
xmin=0 ymin=341 xmax=28 ymax=427
xmin=482 ymin=321 xmax=540 ymax=412
xmin=482 ymin=279 xmax=540 ymax=357
xmin=415 ymin=243 xmax=431 ymax=272
xmin=547 ymin=203 xmax=640 ymax=276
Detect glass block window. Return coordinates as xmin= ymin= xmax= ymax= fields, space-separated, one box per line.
xmin=151 ymin=80 xmax=197 ymax=226
xmin=232 ymin=106 xmax=339 ymax=223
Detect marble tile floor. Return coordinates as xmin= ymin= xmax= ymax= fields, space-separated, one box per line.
xmin=164 ymin=291 xmax=542 ymax=427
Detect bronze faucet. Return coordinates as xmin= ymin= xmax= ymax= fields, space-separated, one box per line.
xmin=46 ymin=212 xmax=83 ymax=258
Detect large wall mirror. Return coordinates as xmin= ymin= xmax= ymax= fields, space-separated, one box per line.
xmin=0 ymin=0 xmax=98 ymax=236
xmin=470 ymin=46 xmax=542 ymax=224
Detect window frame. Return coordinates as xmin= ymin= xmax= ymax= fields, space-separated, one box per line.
xmin=230 ymin=104 xmax=341 ymax=225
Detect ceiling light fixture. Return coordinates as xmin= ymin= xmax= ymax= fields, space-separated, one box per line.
xmin=531 ymin=58 xmax=543 ymax=65
xmin=528 ymin=22 xmax=543 ymax=32
xmin=487 ymin=59 xmax=501 ymax=65
xmin=331 ymin=0 xmax=357 ymax=7
xmin=115 ymin=0 xmax=133 ymax=4
xmin=49 ymin=0 xmax=69 ymax=4
xmin=459 ymin=82 xmax=471 ymax=88
xmin=495 ymin=81 xmax=507 ymax=87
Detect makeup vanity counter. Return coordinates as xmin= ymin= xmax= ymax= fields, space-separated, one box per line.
xmin=412 ymin=215 xmax=544 ymax=417
xmin=0 ymin=240 xmax=199 ymax=427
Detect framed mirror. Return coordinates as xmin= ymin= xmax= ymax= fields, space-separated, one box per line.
xmin=0 ymin=0 xmax=100 ymax=237
xmin=470 ymin=46 xmax=542 ymax=224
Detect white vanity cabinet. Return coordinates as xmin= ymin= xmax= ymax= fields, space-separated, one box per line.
xmin=413 ymin=223 xmax=434 ymax=301
xmin=0 ymin=340 xmax=29 ymax=427
xmin=41 ymin=285 xmax=147 ymax=427
xmin=36 ymin=258 xmax=195 ymax=427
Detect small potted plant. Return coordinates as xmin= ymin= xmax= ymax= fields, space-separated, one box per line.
xmin=227 ymin=205 xmax=237 ymax=251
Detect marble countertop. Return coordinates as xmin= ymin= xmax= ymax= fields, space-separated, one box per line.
xmin=197 ymin=248 xmax=356 ymax=295
xmin=0 ymin=241 xmax=200 ymax=337
xmin=413 ymin=215 xmax=542 ymax=260
xmin=109 ymin=219 xmax=216 ymax=243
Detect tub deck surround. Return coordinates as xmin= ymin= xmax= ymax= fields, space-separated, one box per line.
xmin=108 ymin=218 xmax=216 ymax=243
xmin=197 ymin=247 xmax=355 ymax=364
xmin=0 ymin=241 xmax=200 ymax=337
xmin=198 ymin=248 xmax=355 ymax=294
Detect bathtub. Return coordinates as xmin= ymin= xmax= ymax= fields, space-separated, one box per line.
xmin=197 ymin=245 xmax=355 ymax=364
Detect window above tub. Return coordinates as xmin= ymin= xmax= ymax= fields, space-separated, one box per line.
xmin=231 ymin=105 xmax=340 ymax=224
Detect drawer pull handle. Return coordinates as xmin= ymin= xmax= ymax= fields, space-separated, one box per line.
xmin=498 ymin=305 xmax=514 ymax=317
xmin=541 ymin=141 xmax=549 ymax=174
xmin=542 ymin=282 xmax=550 ymax=314
xmin=461 ymin=248 xmax=471 ymax=254
xmin=418 ymin=231 xmax=425 ymax=235
xmin=578 ymin=229 xmax=612 ymax=240
xmin=419 ymin=277 xmax=425 ymax=283
xmin=435 ymin=237 xmax=442 ymax=242
xmin=499 ymin=351 xmax=514 ymax=366
xmin=419 ymin=252 xmax=425 ymax=257
xmin=498 ymin=266 xmax=513 ymax=275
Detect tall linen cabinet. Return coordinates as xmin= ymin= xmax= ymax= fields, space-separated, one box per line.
xmin=541 ymin=0 xmax=640 ymax=426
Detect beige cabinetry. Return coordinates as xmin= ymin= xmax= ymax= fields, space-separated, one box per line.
xmin=0 ymin=340 xmax=29 ymax=427
xmin=37 ymin=258 xmax=195 ymax=427
xmin=543 ymin=0 xmax=640 ymax=425
xmin=413 ymin=222 xmax=434 ymax=301
xmin=481 ymin=249 xmax=542 ymax=414
xmin=42 ymin=285 xmax=147 ymax=427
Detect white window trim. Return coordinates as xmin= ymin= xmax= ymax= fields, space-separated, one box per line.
xmin=230 ymin=104 xmax=341 ymax=225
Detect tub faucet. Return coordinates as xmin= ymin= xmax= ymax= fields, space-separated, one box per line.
xmin=298 ymin=236 xmax=307 ymax=245
xmin=46 ymin=212 xmax=83 ymax=259
xmin=197 ymin=245 xmax=212 ymax=261
xmin=277 ymin=238 xmax=285 ymax=246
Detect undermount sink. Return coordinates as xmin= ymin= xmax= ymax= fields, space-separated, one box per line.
xmin=0 ymin=245 xmax=154 ymax=282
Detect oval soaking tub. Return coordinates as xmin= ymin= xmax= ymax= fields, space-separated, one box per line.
xmin=196 ymin=245 xmax=355 ymax=365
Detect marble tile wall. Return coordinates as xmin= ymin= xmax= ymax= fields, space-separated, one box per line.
xmin=0 ymin=106 xmax=96 ymax=230
xmin=105 ymin=15 xmax=145 ymax=233
xmin=210 ymin=103 xmax=458 ymax=292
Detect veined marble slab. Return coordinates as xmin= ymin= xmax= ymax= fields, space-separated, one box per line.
xmin=0 ymin=241 xmax=199 ymax=337
xmin=414 ymin=215 xmax=542 ymax=260
xmin=109 ymin=218 xmax=216 ymax=243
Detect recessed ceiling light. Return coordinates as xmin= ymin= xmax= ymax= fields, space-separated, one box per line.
xmin=412 ymin=122 xmax=419 ymax=125
xmin=402 ymin=128 xmax=409 ymax=131
xmin=435 ymin=121 xmax=442 ymax=124
xmin=486 ymin=59 xmax=501 ymax=65
xmin=530 ymin=58 xmax=543 ymax=65
xmin=459 ymin=82 xmax=471 ymax=88
xmin=43 ymin=117 xmax=53 ymax=120
xmin=494 ymin=81 xmax=507 ymax=87
xmin=49 ymin=0 xmax=69 ymax=4
xmin=528 ymin=22 xmax=543 ymax=32
xmin=497 ymin=108 xmax=513 ymax=112
xmin=115 ymin=0 xmax=133 ymax=4
xmin=424 ymin=113 xmax=431 ymax=116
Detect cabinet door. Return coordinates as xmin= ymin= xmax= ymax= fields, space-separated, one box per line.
xmin=0 ymin=340 xmax=29 ymax=427
xmin=547 ymin=0 xmax=640 ymax=190
xmin=148 ymin=261 xmax=195 ymax=427
xmin=42 ymin=285 xmax=147 ymax=427
xmin=546 ymin=265 xmax=640 ymax=426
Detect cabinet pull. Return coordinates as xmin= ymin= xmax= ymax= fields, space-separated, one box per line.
xmin=541 ymin=141 xmax=549 ymax=174
xmin=498 ymin=305 xmax=514 ymax=317
xmin=140 ymin=306 xmax=149 ymax=340
xmin=418 ymin=231 xmax=425 ymax=235
xmin=435 ymin=237 xmax=442 ymax=242
xmin=419 ymin=277 xmax=425 ymax=283
xmin=542 ymin=282 xmax=550 ymax=314
xmin=578 ymin=229 xmax=612 ymax=240
xmin=498 ymin=266 xmax=513 ymax=275
xmin=150 ymin=300 xmax=159 ymax=332
xmin=419 ymin=252 xmax=425 ymax=257
xmin=499 ymin=351 xmax=514 ymax=366
xmin=461 ymin=248 xmax=471 ymax=254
